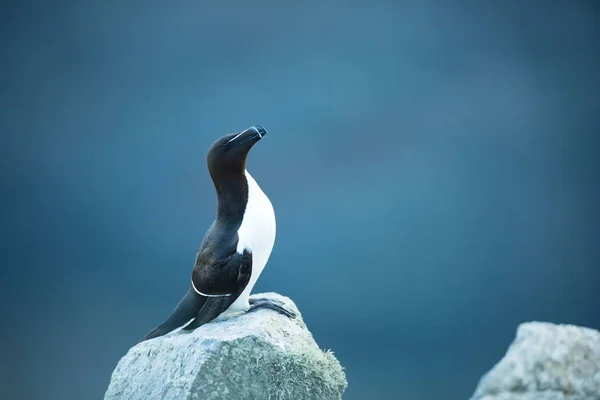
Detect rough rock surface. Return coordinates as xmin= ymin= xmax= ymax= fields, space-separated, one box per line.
xmin=105 ymin=292 xmax=347 ymax=400
xmin=471 ymin=322 xmax=600 ymax=400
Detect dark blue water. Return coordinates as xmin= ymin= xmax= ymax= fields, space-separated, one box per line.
xmin=2 ymin=1 xmax=599 ymax=399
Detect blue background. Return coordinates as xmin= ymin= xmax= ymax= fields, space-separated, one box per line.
xmin=2 ymin=1 xmax=599 ymax=399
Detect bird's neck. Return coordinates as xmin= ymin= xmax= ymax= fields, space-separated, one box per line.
xmin=213 ymin=170 xmax=248 ymax=223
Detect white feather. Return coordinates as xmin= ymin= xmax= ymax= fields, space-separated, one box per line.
xmin=224 ymin=170 xmax=276 ymax=314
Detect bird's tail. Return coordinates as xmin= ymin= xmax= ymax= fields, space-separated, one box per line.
xmin=139 ymin=285 xmax=206 ymax=342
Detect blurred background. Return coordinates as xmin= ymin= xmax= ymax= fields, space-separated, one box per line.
xmin=1 ymin=1 xmax=599 ymax=399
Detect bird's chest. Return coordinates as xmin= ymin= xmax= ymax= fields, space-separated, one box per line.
xmin=235 ymin=172 xmax=276 ymax=272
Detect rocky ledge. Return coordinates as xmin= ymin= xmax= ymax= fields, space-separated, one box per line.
xmin=471 ymin=322 xmax=600 ymax=400
xmin=105 ymin=292 xmax=347 ymax=400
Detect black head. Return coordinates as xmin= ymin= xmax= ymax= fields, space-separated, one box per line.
xmin=207 ymin=125 xmax=267 ymax=179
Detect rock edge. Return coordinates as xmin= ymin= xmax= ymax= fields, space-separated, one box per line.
xmin=471 ymin=321 xmax=600 ymax=400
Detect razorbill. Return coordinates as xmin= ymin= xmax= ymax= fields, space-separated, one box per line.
xmin=140 ymin=125 xmax=294 ymax=342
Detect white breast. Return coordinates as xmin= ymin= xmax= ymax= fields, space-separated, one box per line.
xmin=226 ymin=170 xmax=276 ymax=313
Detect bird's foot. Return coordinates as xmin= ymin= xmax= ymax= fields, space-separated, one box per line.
xmin=248 ymin=297 xmax=296 ymax=319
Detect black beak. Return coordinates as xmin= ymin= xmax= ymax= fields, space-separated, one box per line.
xmin=235 ymin=125 xmax=267 ymax=146
xmin=248 ymin=125 xmax=267 ymax=138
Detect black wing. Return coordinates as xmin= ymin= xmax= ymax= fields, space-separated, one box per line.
xmin=139 ymin=285 xmax=207 ymax=342
xmin=182 ymin=249 xmax=252 ymax=331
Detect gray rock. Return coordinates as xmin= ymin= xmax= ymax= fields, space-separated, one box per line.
xmin=105 ymin=292 xmax=347 ymax=400
xmin=471 ymin=322 xmax=600 ymax=400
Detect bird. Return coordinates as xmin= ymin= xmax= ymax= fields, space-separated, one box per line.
xmin=140 ymin=125 xmax=293 ymax=342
